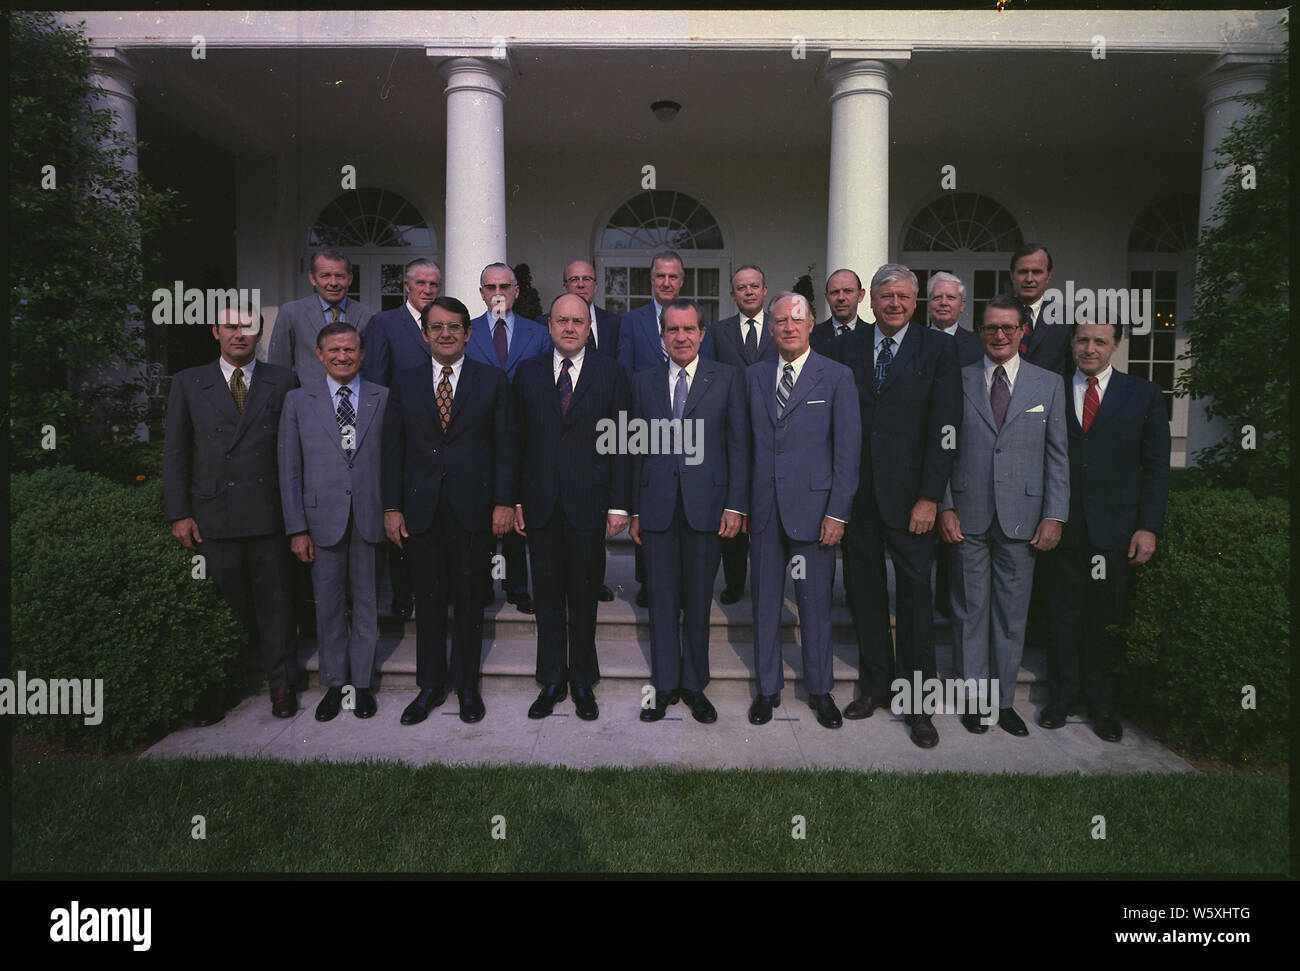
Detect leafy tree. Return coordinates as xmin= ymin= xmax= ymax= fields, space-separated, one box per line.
xmin=8 ymin=11 xmax=178 ymax=472
xmin=513 ymin=262 xmax=544 ymax=322
xmin=1177 ymin=31 xmax=1289 ymax=498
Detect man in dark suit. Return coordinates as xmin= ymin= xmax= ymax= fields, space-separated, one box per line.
xmin=746 ymin=292 xmax=861 ymax=729
xmin=837 ymin=265 xmax=961 ymax=748
xmin=926 ymin=271 xmax=984 ymax=367
xmin=382 ymin=297 xmax=517 ymax=725
xmin=164 ymin=307 xmax=299 ymax=721
xmin=278 ymin=322 xmax=387 ymax=721
xmin=267 ymin=249 xmax=376 ymax=385
xmin=710 ymin=265 xmax=773 ymax=605
xmin=514 ymin=293 xmax=632 ymax=721
xmin=811 ymin=268 xmax=869 ymax=357
xmin=938 ymin=295 xmax=1069 ymax=737
xmin=464 ymin=262 xmax=551 ymax=615
xmin=1040 ymin=322 xmax=1170 ymax=742
xmin=630 ymin=298 xmax=748 ymax=723
xmin=359 ymin=257 xmax=441 ymax=621
xmin=541 ymin=259 xmax=623 ymax=602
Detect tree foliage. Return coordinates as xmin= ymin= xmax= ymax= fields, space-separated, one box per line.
xmin=1178 ymin=30 xmax=1289 ymax=498
xmin=8 ymin=11 xmax=179 ymax=472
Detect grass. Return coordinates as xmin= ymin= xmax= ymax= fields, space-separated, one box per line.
xmin=11 ymin=755 xmax=1289 ymax=874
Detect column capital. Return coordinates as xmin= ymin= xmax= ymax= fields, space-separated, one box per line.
xmin=821 ymin=52 xmax=909 ymax=103
xmin=1194 ymin=53 xmax=1275 ymax=107
xmin=90 ymin=47 xmax=138 ymax=91
xmin=432 ymin=53 xmax=513 ymax=99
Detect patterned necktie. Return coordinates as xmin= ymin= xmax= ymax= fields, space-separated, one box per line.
xmin=336 ymin=385 xmax=356 ymax=457
xmin=557 ymin=358 xmax=573 ymax=415
xmin=776 ymin=362 xmax=794 ymax=414
xmin=493 ymin=320 xmax=509 ymax=369
xmin=838 ymin=323 xmax=851 ymax=337
xmin=990 ymin=365 xmax=1010 ymax=430
xmin=230 ymin=367 xmax=247 ymax=412
xmin=1082 ymin=375 xmax=1099 ymax=432
xmin=435 ymin=365 xmax=454 ymax=432
xmin=744 ymin=319 xmax=757 ymax=360
xmin=874 ymin=336 xmax=894 ymax=393
xmin=1019 ymin=305 xmax=1034 ymax=356
xmin=330 ymin=305 xmax=341 ymax=324
xmin=672 ymin=367 xmax=687 ymax=420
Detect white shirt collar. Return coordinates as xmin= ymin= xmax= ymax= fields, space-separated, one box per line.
xmin=325 ymin=372 xmax=361 ymax=402
xmin=218 ymin=356 xmax=256 ymax=385
xmin=874 ymin=322 xmax=909 ymax=352
xmin=983 ymin=352 xmax=1021 ymax=388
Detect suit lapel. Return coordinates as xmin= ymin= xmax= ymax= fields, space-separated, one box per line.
xmin=403 ymin=311 xmax=432 ymax=362
xmin=201 ymin=360 xmax=243 ymax=429
xmin=758 ymin=358 xmax=778 ymax=425
xmin=231 ymin=363 xmax=276 ymax=448
xmin=781 ymin=355 xmax=823 ymax=416
xmin=505 ymin=320 xmax=529 ymax=374
xmin=963 ymin=364 xmax=998 ymax=433
xmin=682 ymin=359 xmax=714 ymax=416
xmin=1001 ymin=365 xmax=1040 ymax=430
xmin=564 ymin=352 xmax=599 ymax=421
xmin=876 ymin=325 xmax=918 ymax=398
xmin=352 ymin=381 xmax=381 ymax=451
xmin=312 ymin=385 xmax=348 ymax=460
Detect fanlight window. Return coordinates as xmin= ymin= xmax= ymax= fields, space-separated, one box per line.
xmin=1128 ymin=195 xmax=1199 ymax=253
xmin=903 ymin=193 xmax=1024 ymax=253
xmin=309 ymin=188 xmax=432 ymax=248
xmin=601 ymin=190 xmax=724 ymax=250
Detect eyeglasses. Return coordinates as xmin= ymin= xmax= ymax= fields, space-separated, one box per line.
xmin=426 ymin=322 xmax=465 ymax=334
xmin=565 ymin=275 xmax=596 ymax=285
xmin=982 ymin=324 xmax=1022 ymax=336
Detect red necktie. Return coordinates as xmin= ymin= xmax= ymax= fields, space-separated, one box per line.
xmin=1082 ymin=376 xmax=1099 ymax=432
xmin=1019 ymin=305 xmax=1034 ymax=356
xmin=557 ymin=358 xmax=573 ymax=414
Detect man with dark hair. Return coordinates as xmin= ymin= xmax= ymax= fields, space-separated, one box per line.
xmin=278 ymin=322 xmax=387 ymax=721
xmin=1040 ymin=321 xmax=1169 ymax=742
xmin=811 ymin=268 xmax=868 ymax=357
xmin=383 ymin=296 xmax=517 ymax=725
xmin=165 ymin=308 xmax=299 ymax=722
xmin=1011 ymin=243 xmax=1069 ymax=376
xmin=267 ymin=248 xmax=376 ymax=384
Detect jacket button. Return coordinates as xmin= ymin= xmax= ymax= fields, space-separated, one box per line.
xmin=995 ymin=448 xmax=1002 ymax=453
xmin=345 ymin=490 xmax=351 ymax=496
xmin=227 ymin=481 xmax=235 ymax=487
xmin=226 ymin=454 xmax=232 ymax=460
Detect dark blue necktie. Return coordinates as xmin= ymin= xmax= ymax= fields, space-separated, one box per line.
xmin=874 ymin=336 xmax=894 ymax=393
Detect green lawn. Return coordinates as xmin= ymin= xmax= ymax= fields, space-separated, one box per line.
xmin=12 ymin=756 xmax=1288 ymax=874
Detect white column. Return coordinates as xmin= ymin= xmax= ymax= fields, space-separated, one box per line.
xmin=437 ymin=56 xmax=511 ymax=305
xmin=823 ymin=53 xmax=907 ymax=304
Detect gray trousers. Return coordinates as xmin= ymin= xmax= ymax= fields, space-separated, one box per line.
xmin=310 ymin=513 xmax=378 ymax=689
xmin=750 ymin=522 xmax=835 ymax=697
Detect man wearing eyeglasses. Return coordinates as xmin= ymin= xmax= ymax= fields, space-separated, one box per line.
xmin=382 ymin=296 xmax=518 ymax=726
xmin=542 ymin=260 xmax=622 ymax=359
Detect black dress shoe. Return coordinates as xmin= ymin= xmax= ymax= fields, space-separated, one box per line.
xmin=748 ymin=692 xmax=780 ymax=725
xmin=639 ymin=688 xmax=679 ymax=722
xmin=635 ymin=586 xmax=648 ymax=608
xmin=961 ymin=711 xmax=989 ymax=734
xmin=1090 ymin=707 xmax=1123 ymax=743
xmin=1037 ymin=702 xmax=1071 ymax=730
xmin=193 ymin=689 xmax=227 ymax=727
xmin=571 ymin=683 xmax=599 ymax=721
xmin=457 ymin=688 xmax=485 ymax=724
xmin=315 ymin=686 xmax=343 ymax=722
xmin=400 ymin=686 xmax=448 ymax=725
xmin=719 ymin=586 xmax=743 ymax=605
xmin=353 ymin=687 xmax=377 ymax=719
xmin=807 ymin=693 xmax=843 ymax=729
xmin=528 ymin=683 xmax=567 ymax=719
xmin=680 ymin=689 xmax=717 ymax=724
xmin=598 ymin=585 xmax=615 ymax=602
xmin=507 ymin=591 xmax=534 ymax=614
xmin=906 ymin=713 xmax=939 ymax=748
xmin=998 ymin=707 xmax=1029 ymax=737
xmin=844 ymin=693 xmax=891 ymax=720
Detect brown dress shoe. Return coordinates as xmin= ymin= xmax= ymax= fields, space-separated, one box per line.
xmin=270 ymin=685 xmax=297 ymax=718
xmin=844 ymin=694 xmax=891 ymax=720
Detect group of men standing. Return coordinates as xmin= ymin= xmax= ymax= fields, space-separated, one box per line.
xmin=164 ymin=242 xmax=1168 ymax=748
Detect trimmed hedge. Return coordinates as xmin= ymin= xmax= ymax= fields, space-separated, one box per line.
xmin=1118 ymin=487 xmax=1289 ymax=763
xmin=10 ymin=466 xmax=245 ymax=751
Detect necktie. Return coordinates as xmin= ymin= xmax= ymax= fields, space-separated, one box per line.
xmin=585 ymin=321 xmax=597 ymax=354
xmin=435 ymin=365 xmax=454 ymax=432
xmin=1082 ymin=375 xmax=1099 ymax=432
xmin=1019 ymin=305 xmax=1034 ymax=356
xmin=874 ymin=336 xmax=894 ymax=393
xmin=493 ymin=320 xmax=509 ymax=369
xmin=557 ymin=358 xmax=573 ymax=415
xmin=672 ymin=368 xmax=687 ymax=420
xmin=230 ymin=367 xmax=247 ymax=412
xmin=776 ymin=362 xmax=794 ymax=414
xmin=838 ymin=323 xmax=850 ymax=337
xmin=336 ymin=385 xmax=356 ymax=457
xmin=990 ymin=365 xmax=1010 ymax=430
xmin=744 ymin=319 xmax=757 ymax=360
xmin=330 ymin=305 xmax=341 ymax=324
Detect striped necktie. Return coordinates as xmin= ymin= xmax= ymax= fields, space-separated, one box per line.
xmin=336 ymin=385 xmax=356 ymax=457
xmin=776 ymin=362 xmax=794 ymax=414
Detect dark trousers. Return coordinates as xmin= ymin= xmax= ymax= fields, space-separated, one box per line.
xmin=499 ymin=529 xmax=529 ymax=595
xmin=641 ymin=492 xmax=721 ymax=692
xmin=201 ymin=533 xmax=297 ymax=688
xmin=386 ymin=541 xmax=412 ymax=612
xmin=842 ymin=499 xmax=938 ymax=697
xmin=1045 ymin=537 xmax=1130 ymax=711
xmin=720 ymin=533 xmax=748 ymax=592
xmin=529 ymin=514 xmax=603 ymax=688
xmin=407 ymin=496 xmax=492 ymax=691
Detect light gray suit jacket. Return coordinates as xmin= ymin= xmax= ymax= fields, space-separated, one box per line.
xmin=942 ymin=358 xmax=1068 ymax=539
xmin=278 ymin=378 xmax=388 ymax=547
xmin=266 ymin=295 xmax=376 ymax=386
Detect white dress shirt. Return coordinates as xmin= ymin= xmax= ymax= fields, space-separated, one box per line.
xmin=873 ymin=323 xmax=909 ymax=365
xmin=983 ymin=352 xmax=1021 ymax=393
xmin=774 ymin=345 xmax=811 ymax=395
xmin=1072 ymin=365 xmax=1113 ymax=425
xmin=740 ymin=310 xmax=765 ymax=348
xmin=219 ymin=356 xmax=256 ymax=388
xmin=431 ymin=354 xmax=465 ymax=396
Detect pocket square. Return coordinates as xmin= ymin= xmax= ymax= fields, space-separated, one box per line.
xmin=808 ymin=399 xmax=827 ymax=404
xmin=1026 ymin=404 xmax=1045 ymax=413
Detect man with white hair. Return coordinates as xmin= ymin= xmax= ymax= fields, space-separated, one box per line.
xmin=926 ymin=271 xmax=983 ymax=367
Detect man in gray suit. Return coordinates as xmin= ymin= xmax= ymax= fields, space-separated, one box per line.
xmin=278 ymin=321 xmax=388 ymax=721
xmin=267 ymin=249 xmax=376 ymax=385
xmin=938 ymin=294 xmax=1068 ymax=736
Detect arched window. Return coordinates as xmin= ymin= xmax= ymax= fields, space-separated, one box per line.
xmin=900 ymin=193 xmax=1024 ymax=328
xmin=596 ymin=189 xmax=729 ymax=322
xmin=1128 ymin=195 xmax=1199 ymax=253
xmin=306 ymin=188 xmax=436 ymax=311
